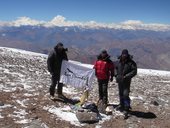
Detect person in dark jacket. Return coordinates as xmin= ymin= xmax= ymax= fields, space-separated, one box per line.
xmin=94 ymin=50 xmax=114 ymax=107
xmin=47 ymin=42 xmax=68 ymax=99
xmin=115 ymin=49 xmax=137 ymax=116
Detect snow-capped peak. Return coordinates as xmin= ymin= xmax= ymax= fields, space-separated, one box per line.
xmin=12 ymin=17 xmax=45 ymax=26
xmin=0 ymin=15 xmax=170 ymax=31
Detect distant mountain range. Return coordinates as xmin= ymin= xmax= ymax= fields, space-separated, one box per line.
xmin=0 ymin=24 xmax=170 ymax=70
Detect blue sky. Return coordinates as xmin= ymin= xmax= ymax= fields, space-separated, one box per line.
xmin=0 ymin=0 xmax=170 ymax=24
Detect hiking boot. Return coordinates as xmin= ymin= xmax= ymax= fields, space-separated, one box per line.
xmin=124 ymin=111 xmax=129 ymax=120
xmin=98 ymin=102 xmax=107 ymax=114
xmin=116 ymin=105 xmax=124 ymax=112
xmin=129 ymin=106 xmax=132 ymax=110
xmin=58 ymin=94 xmax=67 ymax=99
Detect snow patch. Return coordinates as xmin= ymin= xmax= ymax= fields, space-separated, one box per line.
xmin=0 ymin=47 xmax=47 ymax=58
xmin=16 ymin=99 xmax=28 ymax=108
xmin=0 ymin=114 xmax=3 ymax=118
xmin=138 ymin=69 xmax=170 ymax=76
xmin=98 ymin=113 xmax=111 ymax=123
xmin=23 ymin=83 xmax=33 ymax=90
xmin=43 ymin=105 xmax=82 ymax=126
xmin=9 ymin=109 xmax=28 ymax=119
xmin=0 ymin=104 xmax=12 ymax=109
xmin=15 ymin=119 xmax=30 ymax=124
xmin=43 ymin=105 xmax=114 ymax=127
xmin=156 ymin=80 xmax=170 ymax=83
xmin=130 ymin=96 xmax=144 ymax=100
xmin=24 ymin=93 xmax=34 ymax=97
xmin=8 ymin=109 xmax=30 ymax=124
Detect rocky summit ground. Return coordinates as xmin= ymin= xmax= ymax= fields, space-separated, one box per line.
xmin=0 ymin=47 xmax=170 ymax=128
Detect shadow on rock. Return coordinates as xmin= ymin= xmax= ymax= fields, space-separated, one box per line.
xmin=129 ymin=111 xmax=157 ymax=119
xmin=108 ymin=103 xmax=157 ymax=119
xmin=107 ymin=103 xmax=119 ymax=108
xmin=52 ymin=97 xmax=80 ymax=105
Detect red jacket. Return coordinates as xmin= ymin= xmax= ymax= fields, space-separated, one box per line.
xmin=94 ymin=60 xmax=114 ymax=80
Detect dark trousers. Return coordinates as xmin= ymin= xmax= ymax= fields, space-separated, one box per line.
xmin=118 ymin=81 xmax=131 ymax=110
xmin=98 ymin=79 xmax=108 ymax=105
xmin=49 ymin=74 xmax=63 ymax=96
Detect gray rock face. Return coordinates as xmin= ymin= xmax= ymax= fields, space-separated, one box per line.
xmin=26 ymin=120 xmax=48 ymax=128
xmin=76 ymin=111 xmax=99 ymax=123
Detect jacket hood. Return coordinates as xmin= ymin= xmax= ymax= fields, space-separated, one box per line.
xmin=97 ymin=53 xmax=110 ymax=60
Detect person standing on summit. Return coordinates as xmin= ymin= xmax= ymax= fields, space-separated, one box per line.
xmin=47 ymin=42 xmax=68 ymax=99
xmin=115 ymin=49 xmax=137 ymax=118
xmin=94 ymin=50 xmax=114 ymax=110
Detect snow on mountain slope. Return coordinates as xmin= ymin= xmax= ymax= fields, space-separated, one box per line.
xmin=1 ymin=16 xmax=170 ymax=31
xmin=1 ymin=47 xmax=170 ymax=76
xmin=0 ymin=47 xmax=170 ymax=128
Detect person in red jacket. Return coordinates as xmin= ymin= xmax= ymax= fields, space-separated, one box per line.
xmin=94 ymin=50 xmax=114 ymax=107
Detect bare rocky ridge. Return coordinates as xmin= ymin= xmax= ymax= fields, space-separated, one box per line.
xmin=0 ymin=47 xmax=170 ymax=128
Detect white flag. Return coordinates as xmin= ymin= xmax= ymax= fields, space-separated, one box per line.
xmin=60 ymin=60 xmax=95 ymax=89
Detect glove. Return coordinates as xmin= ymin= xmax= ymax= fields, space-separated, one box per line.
xmin=110 ymin=77 xmax=113 ymax=82
xmin=123 ymin=75 xmax=127 ymax=80
xmin=116 ymin=75 xmax=123 ymax=83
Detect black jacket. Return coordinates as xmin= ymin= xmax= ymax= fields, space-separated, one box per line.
xmin=115 ymin=55 xmax=137 ymax=83
xmin=47 ymin=48 xmax=68 ymax=77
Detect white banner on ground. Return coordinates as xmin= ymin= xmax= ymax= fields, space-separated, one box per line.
xmin=60 ymin=60 xmax=95 ymax=89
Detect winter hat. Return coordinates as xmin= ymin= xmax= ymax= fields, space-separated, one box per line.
xmin=57 ymin=42 xmax=63 ymax=47
xmin=101 ymin=50 xmax=107 ymax=54
xmin=54 ymin=42 xmax=64 ymax=50
xmin=121 ymin=49 xmax=129 ymax=55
